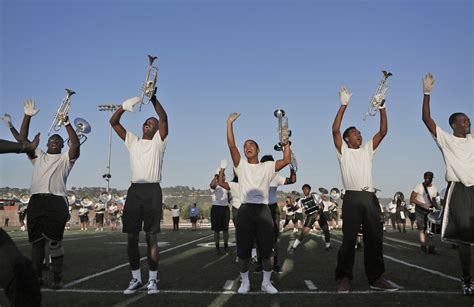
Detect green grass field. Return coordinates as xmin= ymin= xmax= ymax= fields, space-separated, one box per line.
xmin=1 ymin=226 xmax=473 ymax=307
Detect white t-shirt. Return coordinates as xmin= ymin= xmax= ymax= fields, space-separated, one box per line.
xmin=434 ymin=126 xmax=474 ymax=187
xmin=228 ymin=181 xmax=241 ymax=209
xmin=125 ymin=131 xmax=167 ymax=183
xmin=386 ymin=201 xmax=397 ymax=214
xmin=405 ymin=202 xmax=415 ymax=213
xmin=235 ymin=159 xmax=276 ymax=204
xmin=412 ymin=183 xmax=438 ymax=207
xmin=211 ymin=186 xmax=229 ymax=206
xmin=269 ymin=175 xmax=286 ymax=204
xmin=337 ymin=140 xmax=376 ymax=192
xmin=171 ymin=208 xmax=180 ymax=217
xmin=30 ymin=149 xmax=75 ymax=196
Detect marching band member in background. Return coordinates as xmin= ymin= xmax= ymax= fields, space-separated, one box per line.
xmin=218 ymin=161 xmax=241 ymax=260
xmin=291 ymin=184 xmax=331 ymax=252
xmin=226 ymin=112 xmax=290 ymax=294
xmin=209 ymin=165 xmax=231 ymax=254
xmin=386 ymin=198 xmax=397 ymax=231
xmin=79 ymin=205 xmax=90 ymax=231
xmin=421 ymin=73 xmax=473 ymax=295
xmin=281 ymin=196 xmax=298 ymax=233
xmin=94 ymin=201 xmax=106 ymax=232
xmin=171 ymin=205 xmax=180 ymax=231
xmin=405 ymin=199 xmax=417 ymax=231
xmin=394 ymin=192 xmax=407 ymax=233
xmin=108 ymin=201 xmax=120 ymax=231
xmin=110 ymin=90 xmax=168 ymax=295
xmin=410 ymin=172 xmax=439 ymax=254
xmin=254 ymin=155 xmax=296 ymax=274
xmin=189 ymin=203 xmax=200 ymax=231
xmin=332 ymin=86 xmax=399 ymax=292
xmin=18 ymin=99 xmax=80 ymax=290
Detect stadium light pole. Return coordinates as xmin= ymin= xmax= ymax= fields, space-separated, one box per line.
xmin=98 ymin=104 xmax=120 ymax=192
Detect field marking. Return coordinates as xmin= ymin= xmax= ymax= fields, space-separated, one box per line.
xmin=17 ymin=235 xmax=108 ymax=247
xmin=324 ymin=235 xmax=459 ymax=282
xmin=42 ymin=288 xmax=461 ymax=295
xmin=113 ymin=292 xmax=147 ymax=307
xmin=383 ymin=236 xmax=421 ymax=248
xmin=201 ymin=253 xmax=229 ymax=270
xmin=63 ymin=234 xmax=214 ymax=288
xmin=304 ymin=280 xmax=318 ymax=290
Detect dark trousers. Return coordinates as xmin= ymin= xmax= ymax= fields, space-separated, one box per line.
xmin=335 ymin=191 xmax=385 ymax=284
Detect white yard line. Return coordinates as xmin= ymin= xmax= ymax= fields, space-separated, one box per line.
xmin=18 ymin=235 xmax=108 ymax=247
xmin=304 ymin=280 xmax=318 ymax=290
xmin=63 ymin=234 xmax=214 ymax=288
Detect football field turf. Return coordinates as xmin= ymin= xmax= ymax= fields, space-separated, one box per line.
xmin=1 ymin=227 xmax=473 ymax=306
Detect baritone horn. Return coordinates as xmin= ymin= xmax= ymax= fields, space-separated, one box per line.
xmin=66 ymin=117 xmax=91 ymax=146
xmin=139 ymin=54 xmax=158 ymax=111
xmin=274 ymin=109 xmax=298 ymax=172
xmin=49 ymin=89 xmax=76 ymax=135
xmin=364 ymin=71 xmax=392 ymax=121
xmin=330 ymin=188 xmax=341 ymax=200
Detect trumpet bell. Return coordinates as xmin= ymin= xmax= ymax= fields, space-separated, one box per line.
xmin=81 ymin=196 xmax=93 ymax=208
xmin=274 ymin=109 xmax=285 ymax=118
xmin=330 ymin=188 xmax=341 ymax=200
xmin=148 ymin=54 xmax=158 ymax=66
xmin=67 ymin=192 xmax=76 ymax=206
xmin=318 ymin=187 xmax=329 ymax=196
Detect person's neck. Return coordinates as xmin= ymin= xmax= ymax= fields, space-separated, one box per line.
xmin=247 ymin=157 xmax=259 ymax=164
xmin=453 ymin=131 xmax=467 ymax=138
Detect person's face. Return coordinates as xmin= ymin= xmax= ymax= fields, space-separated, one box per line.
xmin=302 ymin=187 xmax=311 ymax=196
xmin=452 ymin=114 xmax=471 ymax=136
xmin=243 ymin=140 xmax=259 ymax=160
xmin=423 ymin=174 xmax=434 ymax=186
xmin=142 ymin=117 xmax=159 ymax=137
xmin=46 ymin=136 xmax=64 ymax=154
xmin=345 ymin=128 xmax=362 ymax=148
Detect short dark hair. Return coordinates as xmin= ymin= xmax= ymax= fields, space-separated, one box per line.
xmin=302 ymin=184 xmax=311 ymax=191
xmin=244 ymin=139 xmax=259 ymax=150
xmin=423 ymin=171 xmax=434 ymax=178
xmin=48 ymin=134 xmax=64 ymax=142
xmin=448 ymin=112 xmax=464 ymax=128
xmin=260 ymin=155 xmax=274 ymax=162
xmin=342 ymin=126 xmax=356 ymax=142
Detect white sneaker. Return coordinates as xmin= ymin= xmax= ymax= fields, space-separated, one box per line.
xmin=237 ymin=280 xmax=250 ymax=294
xmin=147 ymin=279 xmax=159 ymax=294
xmin=293 ymin=228 xmax=298 ymax=233
xmin=261 ymin=282 xmax=278 ymax=294
xmin=123 ymin=278 xmax=143 ymax=294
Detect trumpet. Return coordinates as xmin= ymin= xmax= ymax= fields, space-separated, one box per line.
xmin=19 ymin=193 xmax=30 ymax=204
xmin=67 ymin=192 xmax=76 ymax=206
xmin=364 ymin=71 xmax=392 ymax=121
xmin=99 ymin=191 xmax=112 ymax=204
xmin=329 ymin=188 xmax=341 ymax=201
xmin=274 ymin=109 xmax=298 ymax=172
xmin=49 ymin=89 xmax=76 ymax=135
xmin=66 ymin=117 xmax=91 ymax=146
xmin=139 ymin=54 xmax=158 ymax=111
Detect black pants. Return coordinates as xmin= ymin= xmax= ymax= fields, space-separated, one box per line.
xmin=173 ymin=216 xmax=179 ymax=230
xmin=335 ymin=191 xmax=385 ymax=284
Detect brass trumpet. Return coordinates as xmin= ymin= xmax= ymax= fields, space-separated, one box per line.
xmin=274 ymin=109 xmax=298 ymax=172
xmin=139 ymin=54 xmax=158 ymax=111
xmin=49 ymin=89 xmax=76 ymax=135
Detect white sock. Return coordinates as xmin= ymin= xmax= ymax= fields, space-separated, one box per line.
xmin=149 ymin=270 xmax=157 ymax=281
xmin=325 ymin=242 xmax=331 ymax=248
xmin=132 ymin=269 xmax=142 ymax=282
xmin=263 ymin=270 xmax=272 ymax=284
xmin=240 ymin=271 xmax=249 ymax=283
xmin=251 ymin=248 xmax=257 ymax=258
xmin=293 ymin=239 xmax=301 ymax=249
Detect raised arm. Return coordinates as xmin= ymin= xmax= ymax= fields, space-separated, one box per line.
xmin=421 ymin=73 xmax=437 ymax=137
xmin=64 ymin=116 xmax=80 ymax=160
xmin=227 ymin=113 xmax=241 ymax=167
xmin=284 ymin=168 xmax=296 ymax=185
xmin=151 ymin=93 xmax=168 ymax=141
xmin=332 ymin=86 xmax=352 ymax=154
xmin=217 ymin=160 xmax=230 ymax=190
xmin=209 ymin=173 xmax=218 ymax=189
xmin=372 ymin=105 xmax=388 ymax=150
xmin=109 ymin=107 xmax=127 ymax=141
xmin=18 ymin=100 xmax=39 ymax=141
xmin=275 ymin=142 xmax=290 ymax=172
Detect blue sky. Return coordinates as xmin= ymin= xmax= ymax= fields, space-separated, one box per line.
xmin=1 ymin=0 xmax=472 ymax=198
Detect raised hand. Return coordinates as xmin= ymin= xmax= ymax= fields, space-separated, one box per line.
xmin=227 ymin=112 xmax=240 ymax=124
xmin=220 ymin=159 xmax=227 ymax=169
xmin=423 ymin=73 xmax=435 ymax=95
xmin=24 ymin=99 xmax=40 ymax=117
xmin=122 ymin=96 xmax=141 ymax=112
xmin=2 ymin=113 xmax=12 ymax=128
xmin=339 ymin=86 xmax=353 ymax=106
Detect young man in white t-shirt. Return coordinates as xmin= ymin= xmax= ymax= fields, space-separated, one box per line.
xmin=226 ymin=112 xmax=290 ymax=294
xmin=16 ymin=100 xmax=80 ymax=290
xmin=410 ymin=171 xmax=439 ymax=254
xmin=332 ymin=86 xmax=399 ymax=292
xmin=110 ymin=92 xmax=168 ymax=295
xmin=421 ymin=73 xmax=473 ymax=296
xmin=210 ymin=167 xmax=231 ymax=254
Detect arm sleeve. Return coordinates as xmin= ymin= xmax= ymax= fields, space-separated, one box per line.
xmin=125 ymin=131 xmax=138 ymax=150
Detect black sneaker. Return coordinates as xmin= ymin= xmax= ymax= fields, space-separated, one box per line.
xmin=50 ymin=280 xmax=64 ymax=290
xmin=420 ymin=245 xmax=428 ymax=255
xmin=215 ymin=247 xmax=221 ymax=255
xmin=461 ymin=276 xmax=473 ymax=296
xmin=272 ymin=265 xmax=282 ymax=274
xmin=253 ymin=265 xmax=263 ymax=274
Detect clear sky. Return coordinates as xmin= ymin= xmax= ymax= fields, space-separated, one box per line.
xmin=0 ymin=0 xmax=472 ymax=198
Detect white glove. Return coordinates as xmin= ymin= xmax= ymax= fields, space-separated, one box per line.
xmin=121 ymin=96 xmax=141 ymax=112
xmin=220 ymin=159 xmax=227 ymax=169
xmin=2 ymin=113 xmax=12 ymax=128
xmin=215 ymin=168 xmax=220 ymax=176
xmin=23 ymin=99 xmax=40 ymax=116
xmin=339 ymin=86 xmax=353 ymax=106
xmin=423 ymin=73 xmax=435 ymax=95
xmin=373 ymin=94 xmax=386 ymax=109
